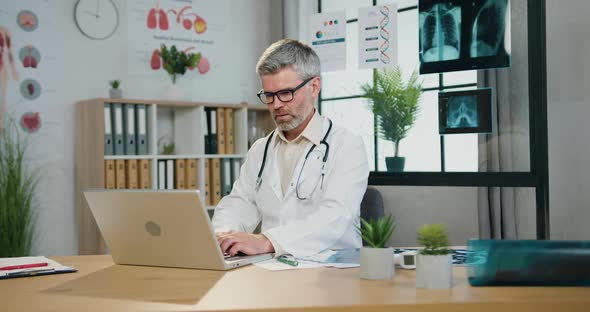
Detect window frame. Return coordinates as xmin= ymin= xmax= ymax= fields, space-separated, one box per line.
xmin=317 ymin=0 xmax=550 ymax=239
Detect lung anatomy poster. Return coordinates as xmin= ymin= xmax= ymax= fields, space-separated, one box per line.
xmin=127 ymin=0 xmax=229 ymax=80
xmin=358 ymin=4 xmax=398 ymax=69
xmin=1 ymin=1 xmax=60 ymax=135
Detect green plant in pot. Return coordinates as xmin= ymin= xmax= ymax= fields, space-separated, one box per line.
xmin=360 ymin=66 xmax=422 ymax=172
xmin=159 ymin=44 xmax=201 ymax=84
xmin=357 ymin=214 xmax=396 ymax=280
xmin=109 ymin=79 xmax=122 ymax=99
xmin=415 ymin=224 xmax=452 ymax=288
xmin=0 ymin=119 xmax=37 ymax=257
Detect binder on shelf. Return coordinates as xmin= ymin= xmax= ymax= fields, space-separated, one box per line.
xmin=185 ymin=159 xmax=198 ymax=189
xmin=125 ymin=159 xmax=139 ymax=189
xmin=217 ymin=108 xmax=226 ymax=154
xmin=220 ymin=158 xmax=232 ymax=196
xmin=115 ymin=159 xmax=126 ymax=189
xmin=204 ymin=108 xmax=210 ymax=154
xmin=175 ymin=159 xmax=186 ymax=189
xmin=231 ymin=159 xmax=241 ymax=185
xmin=112 ymin=104 xmax=124 ymax=155
xmin=158 ymin=160 xmax=166 ymax=190
xmin=210 ymin=158 xmax=221 ymax=205
xmin=204 ymin=158 xmax=211 ymax=205
xmin=138 ymin=159 xmax=150 ymax=189
xmin=135 ymin=104 xmax=148 ymax=155
xmin=224 ymin=108 xmax=234 ymax=154
xmin=123 ymin=104 xmax=136 ymax=155
xmin=166 ymin=159 xmax=174 ymax=190
xmin=104 ymin=104 xmax=114 ymax=155
xmin=207 ymin=108 xmax=218 ymax=154
xmin=104 ymin=159 xmax=116 ymax=189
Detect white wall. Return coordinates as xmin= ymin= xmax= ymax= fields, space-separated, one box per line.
xmin=2 ymin=0 xmax=280 ymax=255
xmin=547 ymin=1 xmax=590 ymax=240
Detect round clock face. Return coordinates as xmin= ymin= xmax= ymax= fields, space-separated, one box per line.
xmin=74 ymin=0 xmax=119 ymax=40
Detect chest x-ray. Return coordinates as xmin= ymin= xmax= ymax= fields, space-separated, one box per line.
xmin=419 ymin=0 xmax=510 ymax=74
xmin=419 ymin=3 xmax=462 ymax=63
xmin=470 ymin=0 xmax=509 ymax=58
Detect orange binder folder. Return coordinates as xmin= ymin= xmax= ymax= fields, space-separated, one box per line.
xmin=125 ymin=159 xmax=139 ymax=189
xmin=175 ymin=159 xmax=186 ymax=189
xmin=216 ymin=108 xmax=226 ymax=154
xmin=104 ymin=160 xmax=116 ymax=189
xmin=138 ymin=159 xmax=151 ymax=189
xmin=115 ymin=159 xmax=126 ymax=189
xmin=185 ymin=159 xmax=198 ymax=189
xmin=224 ymin=108 xmax=234 ymax=154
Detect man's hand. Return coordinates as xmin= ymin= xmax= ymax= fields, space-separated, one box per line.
xmin=217 ymin=231 xmax=275 ymax=256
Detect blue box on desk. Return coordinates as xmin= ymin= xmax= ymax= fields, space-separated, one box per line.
xmin=466 ymin=239 xmax=590 ymax=286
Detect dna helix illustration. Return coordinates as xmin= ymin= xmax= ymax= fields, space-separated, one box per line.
xmin=379 ymin=6 xmax=390 ymax=64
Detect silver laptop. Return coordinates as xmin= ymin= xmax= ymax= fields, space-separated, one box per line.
xmin=83 ymin=189 xmax=272 ymax=270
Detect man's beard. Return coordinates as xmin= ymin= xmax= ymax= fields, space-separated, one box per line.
xmin=275 ymin=104 xmax=314 ymax=131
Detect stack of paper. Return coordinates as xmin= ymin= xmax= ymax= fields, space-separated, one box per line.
xmin=0 ymin=256 xmax=77 ymax=279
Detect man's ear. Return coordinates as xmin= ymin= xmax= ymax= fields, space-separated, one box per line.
xmin=310 ymin=77 xmax=322 ymax=97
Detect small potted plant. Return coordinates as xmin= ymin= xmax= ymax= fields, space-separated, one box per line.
xmin=358 ymin=214 xmax=396 ymax=280
xmin=415 ymin=224 xmax=452 ymax=289
xmin=109 ymin=79 xmax=122 ymax=99
xmin=360 ymin=66 xmax=422 ymax=172
xmin=159 ymin=44 xmax=201 ymax=84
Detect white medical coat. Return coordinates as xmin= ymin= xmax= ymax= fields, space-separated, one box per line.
xmin=212 ymin=117 xmax=369 ymax=257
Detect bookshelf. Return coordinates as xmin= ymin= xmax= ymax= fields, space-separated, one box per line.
xmin=75 ymin=98 xmax=273 ymax=255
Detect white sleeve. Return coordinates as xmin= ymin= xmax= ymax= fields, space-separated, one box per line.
xmin=211 ymin=139 xmax=264 ymax=234
xmin=263 ymin=133 xmax=369 ymax=257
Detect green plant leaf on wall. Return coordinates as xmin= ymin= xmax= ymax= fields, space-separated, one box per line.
xmin=0 ymin=119 xmax=38 ymax=257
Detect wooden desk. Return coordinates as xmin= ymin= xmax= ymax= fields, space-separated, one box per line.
xmin=1 ymin=255 xmax=588 ymax=312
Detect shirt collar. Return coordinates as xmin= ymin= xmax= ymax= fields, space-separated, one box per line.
xmin=274 ymin=110 xmax=323 ymax=146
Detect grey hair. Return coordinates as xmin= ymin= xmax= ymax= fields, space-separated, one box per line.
xmin=256 ymin=39 xmax=321 ymax=79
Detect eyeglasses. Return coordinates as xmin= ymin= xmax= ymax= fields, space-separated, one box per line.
xmin=256 ymin=76 xmax=315 ymax=105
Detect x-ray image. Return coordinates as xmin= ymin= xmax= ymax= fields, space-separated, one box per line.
xmin=419 ymin=0 xmax=511 ymax=74
xmin=419 ymin=3 xmax=462 ymax=62
xmin=447 ymin=95 xmax=478 ymax=128
xmin=439 ymin=88 xmax=492 ymax=135
xmin=470 ymin=0 xmax=509 ymax=58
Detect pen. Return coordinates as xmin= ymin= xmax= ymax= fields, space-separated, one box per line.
xmin=0 ymin=262 xmax=48 ymax=271
xmin=277 ymin=255 xmax=299 ymax=267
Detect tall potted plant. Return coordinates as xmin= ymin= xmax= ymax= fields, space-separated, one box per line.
xmin=415 ymin=224 xmax=452 ymax=289
xmin=358 ymin=214 xmax=396 ymax=280
xmin=0 ymin=119 xmax=37 ymax=257
xmin=360 ymin=66 xmax=422 ymax=172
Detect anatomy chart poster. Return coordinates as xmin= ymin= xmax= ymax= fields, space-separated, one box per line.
xmin=127 ymin=0 xmax=229 ymax=79
xmin=358 ymin=5 xmax=398 ymax=69
xmin=309 ymin=11 xmax=347 ymax=72
xmin=0 ymin=1 xmax=60 ymax=137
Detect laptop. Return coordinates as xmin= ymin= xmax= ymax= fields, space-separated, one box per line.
xmin=83 ymin=189 xmax=272 ymax=270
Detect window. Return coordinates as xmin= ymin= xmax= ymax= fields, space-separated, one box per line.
xmin=319 ymin=0 xmax=478 ymax=172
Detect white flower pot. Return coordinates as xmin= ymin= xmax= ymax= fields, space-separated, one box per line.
xmin=360 ymin=247 xmax=394 ymax=280
xmin=416 ymin=254 xmax=453 ymax=289
xmin=109 ymin=88 xmax=122 ymax=99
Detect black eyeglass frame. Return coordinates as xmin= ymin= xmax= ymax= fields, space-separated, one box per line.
xmin=256 ymin=76 xmax=316 ymax=105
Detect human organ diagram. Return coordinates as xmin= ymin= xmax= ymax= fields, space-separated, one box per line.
xmin=419 ymin=3 xmax=461 ymax=63
xmin=20 ymin=78 xmax=41 ymax=100
xmin=146 ymin=1 xmax=207 ymax=35
xmin=20 ymin=111 xmax=41 ymax=133
xmin=19 ymin=45 xmax=41 ymax=69
xmin=17 ymin=10 xmax=38 ymax=32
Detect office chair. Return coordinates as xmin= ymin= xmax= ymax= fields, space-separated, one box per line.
xmin=361 ymin=186 xmax=385 ymax=222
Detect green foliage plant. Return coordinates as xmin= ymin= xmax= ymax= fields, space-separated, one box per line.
xmin=360 ymin=66 xmax=422 ymax=157
xmin=417 ymin=224 xmax=450 ymax=256
xmin=0 ymin=120 xmax=37 ymax=257
xmin=109 ymin=79 xmax=121 ymax=89
xmin=358 ymin=214 xmax=396 ymax=248
xmin=159 ymin=44 xmax=201 ymax=84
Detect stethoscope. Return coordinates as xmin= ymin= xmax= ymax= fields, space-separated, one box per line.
xmin=255 ymin=119 xmax=333 ymax=200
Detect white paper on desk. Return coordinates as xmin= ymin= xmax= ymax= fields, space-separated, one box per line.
xmin=0 ymin=256 xmax=74 ymax=277
xmin=254 ymin=259 xmax=325 ymax=271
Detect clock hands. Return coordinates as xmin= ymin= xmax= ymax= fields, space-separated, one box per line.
xmin=84 ymin=10 xmax=98 ymax=18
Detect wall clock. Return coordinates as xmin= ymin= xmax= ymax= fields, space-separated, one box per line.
xmin=74 ymin=0 xmax=119 ymax=40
